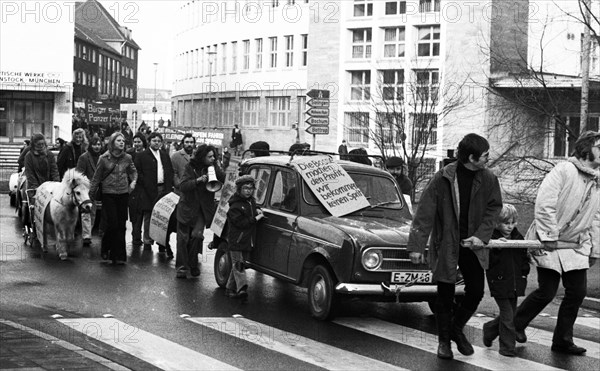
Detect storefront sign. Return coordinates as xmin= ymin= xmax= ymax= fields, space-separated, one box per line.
xmin=156 ymin=127 xmax=225 ymax=147
xmin=149 ymin=192 xmax=180 ymax=246
xmin=86 ymin=103 xmax=121 ymax=124
xmin=0 ymin=70 xmax=67 ymax=91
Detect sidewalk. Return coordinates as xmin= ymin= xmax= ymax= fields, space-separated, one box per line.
xmin=0 ymin=319 xmax=129 ymax=370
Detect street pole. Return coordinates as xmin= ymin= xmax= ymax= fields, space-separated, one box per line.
xmin=153 ymin=62 xmax=158 ymax=131
xmin=207 ymin=51 xmax=216 ymax=127
xmin=580 ymin=0 xmax=591 ymax=132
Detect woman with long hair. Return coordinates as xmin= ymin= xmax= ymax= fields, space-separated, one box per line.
xmin=90 ymin=133 xmax=137 ymax=264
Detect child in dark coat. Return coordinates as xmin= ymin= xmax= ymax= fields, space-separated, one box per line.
xmin=483 ymin=204 xmax=530 ymax=357
xmin=225 ymin=175 xmax=264 ymax=300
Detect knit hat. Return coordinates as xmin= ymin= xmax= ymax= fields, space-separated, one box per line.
xmin=385 ymin=156 xmax=405 ymax=168
xmin=235 ymin=175 xmax=255 ymax=186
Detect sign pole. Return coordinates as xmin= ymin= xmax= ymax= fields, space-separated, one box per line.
xmin=312 ymin=134 xmax=316 ymax=150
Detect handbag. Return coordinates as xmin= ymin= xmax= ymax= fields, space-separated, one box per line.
xmin=96 ymin=163 xmax=116 ymax=201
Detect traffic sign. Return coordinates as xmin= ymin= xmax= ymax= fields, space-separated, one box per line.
xmin=305 ymin=117 xmax=329 ymax=126
xmin=307 ymin=89 xmax=330 ymax=99
xmin=305 ymin=108 xmax=329 ymax=117
xmin=306 ymin=126 xmax=329 ymax=135
xmin=307 ymin=99 xmax=330 ymax=108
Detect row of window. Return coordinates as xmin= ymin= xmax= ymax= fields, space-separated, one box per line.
xmin=349 ymin=69 xmax=439 ymax=103
xmin=351 ymin=25 xmax=440 ymax=59
xmin=74 ymin=71 xmax=96 ymax=88
xmin=121 ymin=66 xmax=135 ymax=80
xmin=75 ymin=42 xmax=136 ymax=62
xmin=176 ymin=35 xmax=308 ymax=80
xmin=121 ymin=45 xmax=136 ymax=60
xmin=354 ymin=0 xmax=440 ymax=17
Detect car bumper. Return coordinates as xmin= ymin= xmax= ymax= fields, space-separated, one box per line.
xmin=335 ymin=283 xmax=465 ymax=296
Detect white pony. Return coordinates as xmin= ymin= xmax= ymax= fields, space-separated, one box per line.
xmin=36 ymin=169 xmax=93 ymax=260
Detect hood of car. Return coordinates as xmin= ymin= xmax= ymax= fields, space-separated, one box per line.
xmin=320 ymin=215 xmax=412 ymax=246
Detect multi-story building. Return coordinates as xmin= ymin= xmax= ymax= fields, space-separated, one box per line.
xmin=172 ymin=0 xmax=599 ymax=185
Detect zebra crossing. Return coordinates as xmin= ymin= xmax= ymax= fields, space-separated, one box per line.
xmin=54 ymin=313 xmax=600 ymax=371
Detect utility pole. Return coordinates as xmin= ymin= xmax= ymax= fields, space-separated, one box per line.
xmin=207 ymin=51 xmax=217 ymax=127
xmin=580 ymin=0 xmax=591 ymax=133
xmin=153 ymin=62 xmax=158 ymax=130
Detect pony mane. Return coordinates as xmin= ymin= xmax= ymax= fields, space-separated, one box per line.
xmin=62 ymin=168 xmax=90 ymax=189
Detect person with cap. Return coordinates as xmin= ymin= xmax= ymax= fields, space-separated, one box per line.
xmin=248 ymin=141 xmax=270 ymax=157
xmin=386 ymin=156 xmax=413 ymax=196
xmin=513 ymin=130 xmax=600 ymax=356
xmin=225 ymin=174 xmax=264 ymax=300
xmin=338 ymin=140 xmax=349 ymax=160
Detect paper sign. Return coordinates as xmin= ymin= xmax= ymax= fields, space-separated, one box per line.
xmin=149 ymin=192 xmax=180 ymax=246
xmin=292 ymin=156 xmax=370 ymax=217
xmin=34 ymin=183 xmax=56 ymax=241
xmin=210 ymin=170 xmax=239 ymax=237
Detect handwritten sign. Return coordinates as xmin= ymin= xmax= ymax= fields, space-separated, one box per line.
xmin=149 ymin=192 xmax=180 ymax=246
xmin=292 ymin=156 xmax=369 ymax=217
xmin=34 ymin=183 xmax=56 ymax=242
xmin=210 ymin=170 xmax=239 ymax=237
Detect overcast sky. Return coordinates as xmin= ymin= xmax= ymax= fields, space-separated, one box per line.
xmin=99 ymin=0 xmax=182 ymax=91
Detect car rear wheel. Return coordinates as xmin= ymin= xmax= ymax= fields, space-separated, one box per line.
xmin=213 ymin=245 xmax=231 ymax=288
xmin=307 ymin=264 xmax=339 ymax=321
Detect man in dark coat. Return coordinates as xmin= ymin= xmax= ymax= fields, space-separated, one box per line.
xmin=134 ymin=132 xmax=174 ymax=256
xmin=57 ymin=128 xmax=87 ymax=178
xmin=338 ymin=140 xmax=348 ymax=160
xmin=407 ymin=133 xmax=502 ymax=360
xmin=385 ymin=156 xmax=413 ymax=196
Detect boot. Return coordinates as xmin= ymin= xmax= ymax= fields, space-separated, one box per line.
xmin=451 ymin=307 xmax=475 ymax=355
xmin=436 ymin=309 xmax=454 ymax=360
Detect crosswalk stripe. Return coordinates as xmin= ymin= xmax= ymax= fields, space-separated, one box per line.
xmin=335 ymin=317 xmax=566 ymax=371
xmin=187 ymin=316 xmax=408 ymax=371
xmin=546 ymin=315 xmax=599 ymax=329
xmin=57 ymin=318 xmax=240 ymax=371
xmin=467 ymin=317 xmax=600 ymax=359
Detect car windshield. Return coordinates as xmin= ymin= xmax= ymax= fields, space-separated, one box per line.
xmin=303 ymin=171 xmax=403 ymax=210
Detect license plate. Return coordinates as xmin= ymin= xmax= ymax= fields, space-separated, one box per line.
xmin=391 ymin=271 xmax=433 ymax=284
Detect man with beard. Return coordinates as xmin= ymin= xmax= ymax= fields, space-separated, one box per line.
xmin=171 ymin=133 xmax=196 ymax=195
xmin=57 ymin=128 xmax=87 ymax=178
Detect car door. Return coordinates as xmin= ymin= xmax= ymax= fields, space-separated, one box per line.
xmin=252 ymin=167 xmax=297 ymax=276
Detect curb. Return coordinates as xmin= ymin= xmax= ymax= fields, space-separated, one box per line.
xmin=582 ymin=297 xmax=600 ymax=312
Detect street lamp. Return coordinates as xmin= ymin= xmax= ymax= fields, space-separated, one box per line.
xmin=153 ymin=62 xmax=158 ymax=130
xmin=207 ymin=51 xmax=217 ymax=126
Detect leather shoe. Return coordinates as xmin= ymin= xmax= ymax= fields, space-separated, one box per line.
xmin=437 ymin=342 xmax=453 ymax=360
xmin=482 ymin=322 xmax=495 ymax=347
xmin=551 ymin=344 xmax=586 ymax=355
xmin=451 ymin=329 xmax=474 ymax=355
xmin=190 ymin=267 xmax=200 ymax=277
xmin=176 ymin=270 xmax=187 ymax=279
xmin=516 ymin=329 xmax=527 ymax=343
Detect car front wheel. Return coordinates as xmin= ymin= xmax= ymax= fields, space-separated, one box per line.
xmin=213 ymin=246 xmax=231 ymax=288
xmin=307 ymin=265 xmax=339 ymax=321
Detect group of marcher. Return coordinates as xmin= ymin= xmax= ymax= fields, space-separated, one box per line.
xmin=408 ymin=132 xmax=600 ymax=359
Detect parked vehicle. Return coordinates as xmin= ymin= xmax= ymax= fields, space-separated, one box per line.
xmin=214 ymin=152 xmax=464 ymax=320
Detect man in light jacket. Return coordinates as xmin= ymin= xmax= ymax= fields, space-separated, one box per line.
xmin=514 ymin=131 xmax=600 ymax=356
xmin=171 ymin=133 xmax=195 ymax=195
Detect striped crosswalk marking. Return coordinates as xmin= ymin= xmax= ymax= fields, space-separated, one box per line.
xmin=467 ymin=316 xmax=600 ymax=359
xmin=335 ymin=317 xmax=566 ymax=371
xmin=187 ymin=316 xmax=408 ymax=371
xmin=57 ymin=318 xmax=240 ymax=371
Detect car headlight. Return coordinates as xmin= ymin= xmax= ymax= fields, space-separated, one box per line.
xmin=362 ymin=249 xmax=382 ymax=270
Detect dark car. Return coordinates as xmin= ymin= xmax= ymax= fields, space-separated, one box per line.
xmin=213 ymin=154 xmax=463 ymax=320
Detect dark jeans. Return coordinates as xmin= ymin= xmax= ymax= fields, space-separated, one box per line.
xmin=485 ymin=297 xmax=518 ymax=353
xmin=437 ymin=246 xmax=485 ymax=312
xmin=130 ymin=208 xmax=143 ymax=245
xmin=175 ymin=213 xmax=205 ymax=273
xmin=101 ymin=193 xmax=129 ymax=262
xmin=514 ymin=267 xmax=587 ymax=346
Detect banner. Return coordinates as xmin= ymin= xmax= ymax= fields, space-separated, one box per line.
xmin=291 ymin=156 xmax=369 ymax=217
xmin=210 ymin=170 xmax=239 ymax=237
xmin=149 ymin=192 xmax=180 ymax=246
xmin=34 ymin=183 xmax=56 ymax=241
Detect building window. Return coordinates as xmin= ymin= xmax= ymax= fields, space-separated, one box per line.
xmin=376 ymin=113 xmax=403 ymax=147
xmin=345 ymin=112 xmax=369 ymax=145
xmin=411 ymin=113 xmax=438 ymax=145
xmin=231 ymin=41 xmax=238 ymax=72
xmin=193 ymin=49 xmax=198 ymax=77
xmin=419 ymin=0 xmax=440 ymax=12
xmin=350 ymin=70 xmax=371 ymax=101
xmin=415 ymin=69 xmax=439 ymax=103
xmin=221 ymin=43 xmax=227 ymax=73
xmin=267 ymin=96 xmax=290 ymax=127
xmin=381 ymin=69 xmax=404 ymax=101
xmin=353 ymin=0 xmax=372 ymax=17
xmin=269 ymin=37 xmax=278 ymax=68
xmin=554 ymin=116 xmax=600 ymax=157
xmin=285 ymin=35 xmax=294 ymax=67
xmin=242 ymin=40 xmax=250 ymax=71
xmin=352 ymin=29 xmax=372 ymax=59
xmin=383 ymin=27 xmax=405 ymax=58
xmin=417 ymin=25 xmax=440 ymax=57
xmin=385 ymin=1 xmax=406 ymax=15
xmin=220 ymin=98 xmax=236 ymax=126
xmin=301 ymin=34 xmax=308 ymax=66
xmin=242 ymin=97 xmax=259 ymax=127
xmin=256 ymin=38 xmax=263 ymax=69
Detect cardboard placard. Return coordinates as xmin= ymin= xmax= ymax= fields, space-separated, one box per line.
xmin=210 ymin=170 xmax=239 ymax=238
xmin=292 ymin=156 xmax=369 ymax=217
xmin=149 ymin=192 xmax=180 ymax=246
xmin=34 ymin=183 xmax=56 ymax=240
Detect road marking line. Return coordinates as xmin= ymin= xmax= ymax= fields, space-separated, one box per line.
xmin=335 ymin=317 xmax=566 ymax=371
xmin=57 ymin=318 xmax=240 ymax=371
xmin=187 ymin=316 xmax=407 ymax=371
xmin=467 ymin=317 xmax=600 ymax=359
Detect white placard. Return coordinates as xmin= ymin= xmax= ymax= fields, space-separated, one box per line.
xmin=149 ymin=192 xmax=180 ymax=246
xmin=292 ymin=156 xmax=370 ymax=217
xmin=210 ymin=170 xmax=239 ymax=237
xmin=34 ymin=184 xmax=54 ymax=241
